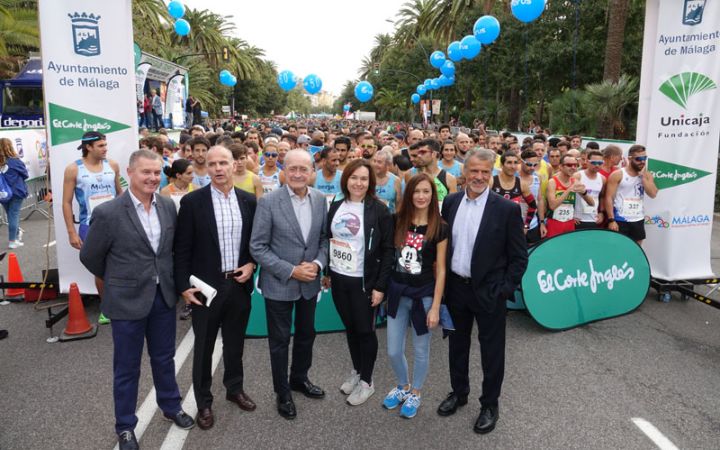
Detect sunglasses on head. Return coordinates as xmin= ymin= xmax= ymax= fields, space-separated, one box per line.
xmin=589 ymin=160 xmax=603 ymax=166
xmin=634 ymin=156 xmax=648 ymax=162
xmin=264 ymin=152 xmax=278 ymax=158
xmin=360 ymin=144 xmax=375 ymax=149
xmin=522 ymin=160 xmax=538 ymax=167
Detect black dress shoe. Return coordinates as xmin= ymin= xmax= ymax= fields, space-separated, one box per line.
xmin=118 ymin=430 xmax=139 ymax=450
xmin=473 ymin=405 xmax=499 ymax=434
xmin=290 ymin=380 xmax=325 ymax=399
xmin=226 ymin=391 xmax=257 ymax=411
xmin=196 ymin=407 xmax=214 ymax=430
xmin=163 ymin=410 xmax=195 ymax=430
xmin=277 ymin=394 xmax=297 ymax=420
xmin=437 ymin=392 xmax=468 ymax=416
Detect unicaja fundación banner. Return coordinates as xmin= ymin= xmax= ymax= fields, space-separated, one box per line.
xmin=637 ymin=0 xmax=720 ymax=280
xmin=39 ymin=0 xmax=137 ymax=293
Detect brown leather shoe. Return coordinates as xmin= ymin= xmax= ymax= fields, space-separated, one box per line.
xmin=196 ymin=407 xmax=214 ymax=430
xmin=226 ymin=391 xmax=257 ymax=412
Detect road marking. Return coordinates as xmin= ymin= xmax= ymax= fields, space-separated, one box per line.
xmin=632 ymin=418 xmax=680 ymax=450
xmin=160 ymin=336 xmax=223 ymax=450
xmin=112 ymin=327 xmax=195 ymax=450
xmin=42 ymin=240 xmax=55 ymax=248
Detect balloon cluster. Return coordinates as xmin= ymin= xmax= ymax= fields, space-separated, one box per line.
xmin=168 ymin=1 xmax=191 ymax=36
xmin=276 ymin=70 xmax=325 ymax=95
xmin=410 ymin=0 xmax=546 ymax=105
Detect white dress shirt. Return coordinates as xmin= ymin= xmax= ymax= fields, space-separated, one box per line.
xmin=211 ymin=185 xmax=243 ymax=272
xmin=127 ymin=189 xmax=161 ymax=254
xmin=451 ymin=188 xmax=489 ymax=278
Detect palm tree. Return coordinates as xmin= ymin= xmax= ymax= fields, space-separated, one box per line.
xmin=370 ymin=33 xmax=394 ymax=62
xmin=603 ymin=0 xmax=629 ymax=82
xmin=375 ymin=87 xmax=409 ymax=120
xmin=0 ymin=1 xmax=39 ymax=58
xmin=394 ymin=0 xmax=437 ymax=47
xmin=585 ymin=74 xmax=638 ymax=138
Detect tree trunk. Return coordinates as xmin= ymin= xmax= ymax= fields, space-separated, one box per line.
xmin=508 ymin=87 xmax=520 ymax=131
xmin=603 ymin=0 xmax=629 ymax=82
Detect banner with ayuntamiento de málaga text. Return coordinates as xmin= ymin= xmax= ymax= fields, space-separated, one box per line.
xmin=637 ymin=0 xmax=720 ymax=280
xmin=39 ymin=0 xmax=137 ymax=293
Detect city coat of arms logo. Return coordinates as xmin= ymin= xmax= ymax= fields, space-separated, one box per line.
xmin=69 ymin=12 xmax=101 ymax=57
xmin=682 ymin=0 xmax=706 ymax=26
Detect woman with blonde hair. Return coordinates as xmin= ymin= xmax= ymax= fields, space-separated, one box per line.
xmin=0 ymin=138 xmax=28 ymax=248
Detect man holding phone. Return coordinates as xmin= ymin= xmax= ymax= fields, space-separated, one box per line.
xmin=173 ymin=146 xmax=258 ymax=430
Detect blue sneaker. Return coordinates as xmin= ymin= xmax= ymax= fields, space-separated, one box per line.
xmin=400 ymin=393 xmax=421 ymax=418
xmin=382 ymin=385 xmax=410 ymax=410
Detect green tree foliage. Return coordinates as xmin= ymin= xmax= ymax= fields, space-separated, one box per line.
xmin=344 ymin=0 xmax=645 ymax=138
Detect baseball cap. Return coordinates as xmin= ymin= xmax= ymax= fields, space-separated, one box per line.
xmin=77 ymin=131 xmax=106 ymax=149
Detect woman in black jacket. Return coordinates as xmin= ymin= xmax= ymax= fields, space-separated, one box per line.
xmin=324 ymin=158 xmax=394 ymax=406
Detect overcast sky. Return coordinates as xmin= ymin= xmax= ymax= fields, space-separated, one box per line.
xmin=181 ymin=0 xmax=410 ymax=95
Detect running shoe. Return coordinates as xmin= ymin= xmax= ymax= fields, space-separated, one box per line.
xmin=98 ymin=312 xmax=111 ymax=325
xmin=382 ymin=385 xmax=411 ymax=410
xmin=340 ymin=370 xmax=360 ymax=395
xmin=400 ymin=393 xmax=421 ymax=418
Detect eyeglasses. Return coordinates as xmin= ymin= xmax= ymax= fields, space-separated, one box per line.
xmin=563 ymin=163 xmax=579 ymax=168
xmin=360 ymin=145 xmax=375 ymax=149
xmin=589 ymin=160 xmax=603 ymax=166
xmin=264 ymin=152 xmax=278 ymax=158
xmin=634 ymin=156 xmax=648 ymax=162
xmin=522 ymin=161 xmax=539 ymax=167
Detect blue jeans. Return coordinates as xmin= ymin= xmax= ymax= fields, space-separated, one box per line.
xmin=386 ymin=296 xmax=433 ymax=391
xmin=2 ymin=196 xmax=23 ymax=241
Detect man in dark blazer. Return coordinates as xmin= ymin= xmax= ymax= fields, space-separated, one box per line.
xmin=250 ymin=149 xmax=329 ymax=420
xmin=80 ymin=150 xmax=194 ymax=450
xmin=174 ymin=146 xmax=257 ymax=430
xmin=437 ymin=148 xmax=528 ymax=434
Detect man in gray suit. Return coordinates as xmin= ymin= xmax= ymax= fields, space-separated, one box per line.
xmin=80 ymin=150 xmax=193 ymax=450
xmin=250 ymin=149 xmax=329 ymax=420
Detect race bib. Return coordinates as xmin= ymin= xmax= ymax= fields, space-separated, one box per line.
xmin=330 ymin=238 xmax=358 ymax=273
xmin=88 ymin=193 xmax=113 ymax=214
xmin=554 ymin=203 xmax=574 ymax=222
xmin=622 ymin=197 xmax=643 ymax=220
xmin=262 ymin=181 xmax=276 ymax=194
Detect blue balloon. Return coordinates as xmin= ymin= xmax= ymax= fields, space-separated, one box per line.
xmin=440 ymin=60 xmax=455 ymax=77
xmin=303 ymin=74 xmax=322 ymax=94
xmin=447 ymin=75 xmax=455 ymax=86
xmin=354 ymin=81 xmax=374 ymax=102
xmin=460 ymin=35 xmax=481 ymax=59
xmin=511 ymin=0 xmax=546 ymax=23
xmin=417 ymin=85 xmax=427 ymax=95
xmin=411 ymin=93 xmax=420 ymax=104
xmin=343 ymin=104 xmax=351 ymax=111
xmin=430 ymin=51 xmax=446 ymax=69
xmin=430 ymin=78 xmax=440 ymax=90
xmin=438 ymin=75 xmax=450 ymax=87
xmin=447 ymin=41 xmax=463 ymax=62
xmin=174 ymin=19 xmax=191 ymax=36
xmin=219 ymin=69 xmax=232 ymax=85
xmin=168 ymin=1 xmax=185 ymax=19
xmin=424 ymin=78 xmax=432 ymax=88
xmin=227 ymin=75 xmax=237 ymax=87
xmin=277 ymin=70 xmax=297 ymax=91
xmin=474 ymin=15 xmax=500 ymax=45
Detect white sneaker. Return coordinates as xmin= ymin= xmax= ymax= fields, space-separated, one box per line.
xmin=347 ymin=380 xmax=374 ymax=406
xmin=340 ymin=370 xmax=360 ymax=395
xmin=8 ymin=241 xmax=23 ymax=249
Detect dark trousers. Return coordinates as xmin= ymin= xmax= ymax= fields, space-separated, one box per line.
xmin=330 ymin=272 xmax=378 ymax=383
xmin=111 ymin=289 xmax=181 ymax=434
xmin=191 ymin=279 xmax=251 ymax=409
xmin=446 ymin=276 xmax=506 ymax=408
xmin=265 ymin=297 xmax=317 ymax=396
xmin=152 ymin=110 xmax=163 ymax=130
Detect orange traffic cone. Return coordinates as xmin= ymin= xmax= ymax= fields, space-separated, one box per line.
xmin=59 ymin=282 xmax=97 ymax=342
xmin=6 ymin=252 xmax=24 ymax=297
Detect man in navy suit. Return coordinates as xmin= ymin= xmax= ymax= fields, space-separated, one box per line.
xmin=436 ymin=148 xmax=528 ymax=434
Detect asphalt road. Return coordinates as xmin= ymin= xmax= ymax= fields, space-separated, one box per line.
xmin=0 ymin=212 xmax=718 ymax=450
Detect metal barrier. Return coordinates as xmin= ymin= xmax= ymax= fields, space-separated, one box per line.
xmin=0 ymin=175 xmax=51 ymax=227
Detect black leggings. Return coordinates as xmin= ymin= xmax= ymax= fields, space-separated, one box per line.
xmin=330 ymin=271 xmax=378 ymax=384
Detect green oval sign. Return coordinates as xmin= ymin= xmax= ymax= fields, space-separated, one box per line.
xmin=521 ymin=230 xmax=650 ymax=330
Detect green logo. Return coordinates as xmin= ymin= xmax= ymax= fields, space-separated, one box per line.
xmin=648 ymin=158 xmax=711 ymax=190
xmin=521 ymin=230 xmax=650 ymax=330
xmin=659 ymin=72 xmax=716 ymax=109
xmin=119 ymin=176 xmax=128 ymax=189
xmin=48 ymin=103 xmax=131 ymax=146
